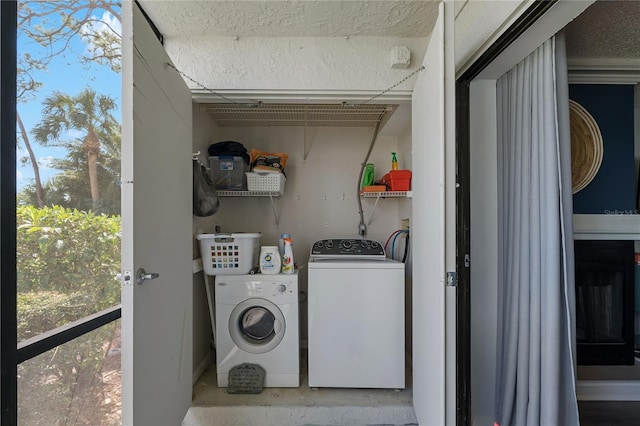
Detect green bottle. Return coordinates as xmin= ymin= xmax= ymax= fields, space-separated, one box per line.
xmin=361 ymin=163 xmax=375 ymax=188
xmin=391 ymin=152 xmax=398 ymax=170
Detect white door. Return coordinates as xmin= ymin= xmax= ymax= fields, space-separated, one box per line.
xmin=121 ymin=2 xmax=193 ymax=425
xmin=411 ymin=2 xmax=455 ymax=425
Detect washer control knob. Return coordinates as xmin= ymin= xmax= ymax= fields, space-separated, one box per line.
xmin=326 ymin=240 xmax=334 ymax=248
xmin=342 ymin=240 xmax=352 ymax=249
xmin=277 ymin=284 xmax=287 ymax=293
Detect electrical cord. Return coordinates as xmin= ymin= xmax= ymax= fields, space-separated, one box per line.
xmin=384 ymin=230 xmax=404 ymax=253
xmin=385 ymin=229 xmax=408 ymax=260
xmin=391 ymin=230 xmax=408 ymax=260
xmin=402 ymin=233 xmax=410 ymax=263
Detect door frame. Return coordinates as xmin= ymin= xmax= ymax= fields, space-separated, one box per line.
xmin=1 ymin=2 xmax=19 ymax=423
xmin=455 ymin=0 xmax=595 ymax=423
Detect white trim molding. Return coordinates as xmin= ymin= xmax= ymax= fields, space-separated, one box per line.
xmin=573 ymin=214 xmax=640 ymax=240
xmin=191 ymin=89 xmax=414 ymax=104
xmin=568 ymin=58 xmax=640 ymax=84
xmin=577 ymin=380 xmax=640 ymax=401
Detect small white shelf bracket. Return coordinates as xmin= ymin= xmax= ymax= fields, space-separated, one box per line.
xmin=366 ymin=193 xmax=382 ymax=226
xmin=269 ymin=194 xmax=281 ymax=226
xmin=361 ymin=191 xmax=413 ymax=225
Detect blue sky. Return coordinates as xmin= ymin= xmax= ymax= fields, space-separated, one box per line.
xmin=17 ymin=5 xmax=122 ymax=190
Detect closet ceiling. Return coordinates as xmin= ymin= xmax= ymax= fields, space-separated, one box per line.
xmin=137 ymin=1 xmax=439 ymax=38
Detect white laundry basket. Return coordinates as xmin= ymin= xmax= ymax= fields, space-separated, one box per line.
xmin=197 ymin=233 xmax=261 ymax=275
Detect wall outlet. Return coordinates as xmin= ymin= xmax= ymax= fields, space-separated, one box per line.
xmin=401 ymin=218 xmax=410 ymax=230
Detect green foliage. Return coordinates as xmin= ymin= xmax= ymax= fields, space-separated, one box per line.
xmin=17 ymin=205 xmax=121 ymax=424
xmin=18 ymin=291 xmax=89 ymax=340
xmin=17 ymin=205 xmax=121 ymax=340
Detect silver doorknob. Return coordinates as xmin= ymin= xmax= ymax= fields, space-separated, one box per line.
xmin=136 ymin=268 xmax=160 ymax=285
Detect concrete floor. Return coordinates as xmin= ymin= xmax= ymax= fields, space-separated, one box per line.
xmin=184 ymin=352 xmax=417 ymax=426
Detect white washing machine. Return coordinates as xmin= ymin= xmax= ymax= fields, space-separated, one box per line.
xmin=308 ymin=239 xmax=405 ymax=389
xmin=215 ymin=273 xmax=299 ymax=387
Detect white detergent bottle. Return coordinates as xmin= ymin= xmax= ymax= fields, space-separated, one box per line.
xmin=259 ymin=246 xmax=281 ymax=275
xmin=281 ymin=238 xmax=294 ymax=274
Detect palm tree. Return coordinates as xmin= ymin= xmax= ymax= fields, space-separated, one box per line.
xmin=32 ymin=88 xmax=118 ymax=211
xmin=17 ymin=113 xmax=45 ymax=207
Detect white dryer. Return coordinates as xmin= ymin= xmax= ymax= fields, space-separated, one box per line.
xmin=215 ymin=273 xmax=299 ymax=387
xmin=308 ymin=239 xmax=405 ymax=389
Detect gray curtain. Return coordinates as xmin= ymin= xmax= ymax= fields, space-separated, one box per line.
xmin=495 ymin=33 xmax=579 ymax=426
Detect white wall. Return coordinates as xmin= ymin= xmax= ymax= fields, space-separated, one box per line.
xmin=208 ymin=125 xmax=403 ymax=245
xmin=166 ymin=36 xmax=427 ymax=92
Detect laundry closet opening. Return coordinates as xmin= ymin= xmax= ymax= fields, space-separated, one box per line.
xmin=188 ymin=98 xmax=417 ymax=424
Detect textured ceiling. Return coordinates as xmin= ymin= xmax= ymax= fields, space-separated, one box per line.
xmin=565 ymin=0 xmax=640 ymax=59
xmin=138 ymin=0 xmax=440 ymax=38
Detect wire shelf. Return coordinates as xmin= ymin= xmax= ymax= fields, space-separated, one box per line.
xmin=217 ymin=190 xmax=282 ymax=197
xmin=360 ymin=191 xmax=412 ymax=198
xmin=200 ymin=103 xmax=396 ymax=127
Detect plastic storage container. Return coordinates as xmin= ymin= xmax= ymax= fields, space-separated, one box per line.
xmin=209 ymin=156 xmax=246 ymax=190
xmin=246 ymin=172 xmax=286 ymax=195
xmin=381 ymin=170 xmax=412 ymax=191
xmin=197 ymin=233 xmax=260 ymax=275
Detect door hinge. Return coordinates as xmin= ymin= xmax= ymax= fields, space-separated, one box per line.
xmin=464 ymin=254 xmax=470 ymax=268
xmin=446 ymin=271 xmax=457 ymax=287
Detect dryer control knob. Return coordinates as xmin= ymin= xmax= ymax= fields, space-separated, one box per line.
xmin=277 ymin=284 xmax=287 ymax=293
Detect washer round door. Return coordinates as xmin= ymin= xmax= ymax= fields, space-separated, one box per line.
xmin=229 ymin=298 xmax=286 ymax=354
